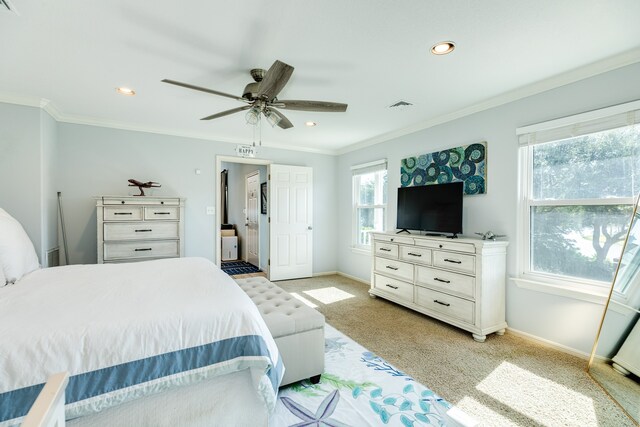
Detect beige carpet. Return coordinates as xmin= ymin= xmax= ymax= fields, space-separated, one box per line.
xmin=274 ymin=274 xmax=636 ymax=427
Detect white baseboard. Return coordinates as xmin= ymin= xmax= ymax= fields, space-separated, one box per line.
xmin=506 ymin=327 xmax=596 ymax=360
xmin=313 ymin=271 xmax=338 ymax=277
xmin=336 ymin=271 xmax=370 ymax=285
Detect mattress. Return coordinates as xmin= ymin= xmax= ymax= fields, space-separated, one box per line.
xmin=0 ymin=257 xmax=283 ymax=426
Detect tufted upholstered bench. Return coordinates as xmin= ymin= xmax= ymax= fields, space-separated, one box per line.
xmin=235 ymin=276 xmax=325 ymax=386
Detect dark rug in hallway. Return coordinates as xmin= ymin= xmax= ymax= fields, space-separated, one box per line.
xmin=221 ymin=261 xmax=261 ymax=276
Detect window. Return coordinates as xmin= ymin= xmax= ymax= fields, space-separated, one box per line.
xmin=518 ymin=102 xmax=640 ymax=292
xmin=352 ymin=160 xmax=388 ymax=249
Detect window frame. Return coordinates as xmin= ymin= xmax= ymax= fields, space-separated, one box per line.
xmin=351 ymin=159 xmax=388 ymax=251
xmin=516 ymin=100 xmax=640 ymax=299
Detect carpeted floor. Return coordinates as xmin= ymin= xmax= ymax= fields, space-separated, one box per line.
xmin=274 ymin=274 xmax=636 ymax=427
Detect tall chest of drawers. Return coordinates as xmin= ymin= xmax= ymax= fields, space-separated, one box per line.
xmin=97 ymin=196 xmax=185 ymax=264
xmin=370 ymin=232 xmax=508 ymax=342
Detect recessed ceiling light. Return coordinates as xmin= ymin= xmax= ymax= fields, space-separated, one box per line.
xmin=431 ymin=41 xmax=455 ymax=55
xmin=116 ymin=87 xmax=136 ymax=96
xmin=305 ymin=121 xmax=317 ymax=127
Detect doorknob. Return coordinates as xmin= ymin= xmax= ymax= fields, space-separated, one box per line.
xmin=308 ymin=226 xmax=313 ymax=230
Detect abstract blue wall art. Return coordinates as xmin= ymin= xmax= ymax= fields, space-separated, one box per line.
xmin=400 ymin=142 xmax=487 ymax=195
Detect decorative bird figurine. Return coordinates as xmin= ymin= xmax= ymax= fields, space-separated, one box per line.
xmin=128 ymin=179 xmax=161 ymax=196
xmin=475 ymin=231 xmax=506 ymax=241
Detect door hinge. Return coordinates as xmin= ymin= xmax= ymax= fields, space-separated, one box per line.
xmin=268 ymin=217 xmax=270 ymax=223
xmin=268 ymin=259 xmax=270 ymax=266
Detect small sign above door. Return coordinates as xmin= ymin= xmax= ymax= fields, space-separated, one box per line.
xmin=236 ymin=145 xmax=257 ymax=158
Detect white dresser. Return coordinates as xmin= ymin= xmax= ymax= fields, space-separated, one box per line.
xmin=370 ymin=232 xmax=508 ymax=342
xmin=96 ymin=196 xmax=185 ymax=264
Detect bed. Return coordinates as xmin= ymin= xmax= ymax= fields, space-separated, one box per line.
xmin=0 ymin=214 xmax=283 ymax=427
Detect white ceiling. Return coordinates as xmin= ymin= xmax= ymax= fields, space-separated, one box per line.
xmin=2 ymin=0 xmax=640 ymax=154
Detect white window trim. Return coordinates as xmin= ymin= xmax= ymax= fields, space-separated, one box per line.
xmin=515 ymin=100 xmax=640 ymax=301
xmin=352 ymin=159 xmax=387 ymax=251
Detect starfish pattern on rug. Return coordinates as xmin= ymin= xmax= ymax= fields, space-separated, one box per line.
xmin=281 ymin=389 xmax=350 ymax=427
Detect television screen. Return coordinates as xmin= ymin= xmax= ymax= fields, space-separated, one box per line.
xmin=396 ymin=182 xmax=463 ymax=235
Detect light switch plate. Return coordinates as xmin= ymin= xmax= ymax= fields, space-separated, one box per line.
xmin=206 ymin=206 xmax=215 ymax=215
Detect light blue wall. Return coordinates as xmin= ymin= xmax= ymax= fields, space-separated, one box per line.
xmin=0 ymin=103 xmax=58 ymax=264
xmin=56 ymin=123 xmax=338 ymax=272
xmin=41 ymin=109 xmax=58 ymax=264
xmin=336 ymin=62 xmax=640 ymax=354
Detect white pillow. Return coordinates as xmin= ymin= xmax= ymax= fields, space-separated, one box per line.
xmin=0 ymin=210 xmax=40 ymax=284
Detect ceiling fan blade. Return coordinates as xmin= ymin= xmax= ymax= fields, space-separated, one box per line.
xmin=256 ymin=60 xmax=294 ymax=101
xmin=269 ymin=108 xmax=293 ymax=129
xmin=201 ymin=105 xmax=251 ymax=121
xmin=275 ymin=100 xmax=348 ymax=112
xmin=162 ymin=79 xmax=245 ymax=102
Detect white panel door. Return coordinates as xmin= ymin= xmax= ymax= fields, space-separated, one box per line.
xmin=246 ymin=171 xmax=260 ymax=267
xmin=269 ymin=165 xmax=313 ymax=281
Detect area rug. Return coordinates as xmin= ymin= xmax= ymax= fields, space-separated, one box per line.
xmin=271 ymin=324 xmax=477 ymax=427
xmin=220 ymin=261 xmax=261 ymax=276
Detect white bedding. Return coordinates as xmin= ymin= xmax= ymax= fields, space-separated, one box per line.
xmin=0 ymin=257 xmax=282 ymax=425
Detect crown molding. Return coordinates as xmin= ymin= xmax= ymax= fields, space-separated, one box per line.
xmin=56 ymin=112 xmax=338 ymax=155
xmin=0 ymin=93 xmax=43 ymax=108
xmin=0 ymin=95 xmax=337 ymax=155
xmin=2 ymin=47 xmax=639 ymax=158
xmin=337 ymin=47 xmax=640 ymax=155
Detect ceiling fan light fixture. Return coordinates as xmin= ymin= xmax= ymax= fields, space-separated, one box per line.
xmin=305 ymin=121 xmax=317 ymax=127
xmin=115 ymin=87 xmax=136 ymax=96
xmin=245 ymin=107 xmax=260 ymax=125
xmin=431 ymin=41 xmax=455 ymax=55
xmin=264 ymin=109 xmax=282 ymax=127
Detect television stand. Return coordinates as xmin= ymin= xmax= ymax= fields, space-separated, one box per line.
xmin=396 ymin=229 xmax=411 ymax=234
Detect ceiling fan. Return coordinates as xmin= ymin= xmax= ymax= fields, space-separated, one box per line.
xmin=162 ymin=60 xmax=348 ymax=129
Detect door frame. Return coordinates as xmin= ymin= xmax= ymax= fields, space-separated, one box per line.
xmin=245 ymin=170 xmax=260 ymax=267
xmin=215 ymin=155 xmax=272 ymax=273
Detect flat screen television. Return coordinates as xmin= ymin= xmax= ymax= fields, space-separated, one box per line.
xmin=396 ymin=182 xmax=463 ymax=237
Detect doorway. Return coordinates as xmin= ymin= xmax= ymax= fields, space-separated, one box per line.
xmin=216 ymin=156 xmax=271 ymax=276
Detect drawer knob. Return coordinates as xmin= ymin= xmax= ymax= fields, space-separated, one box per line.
xmin=385 ymin=266 xmax=399 ymax=271
xmin=121 ymin=201 xmax=125 ymax=204
xmin=439 ymin=244 xmax=443 ymax=248
xmin=135 ymin=229 xmax=153 ymax=233
xmin=444 ymin=258 xmax=462 ymax=264
xmin=114 ymin=212 xmax=132 ymax=215
xmin=434 ymin=277 xmax=451 ymax=284
xmin=407 ymin=252 xmax=422 ymax=257
xmin=390 ymin=238 xmax=394 ymax=242
xmin=154 ymin=212 xmax=171 ymax=215
xmin=434 ymin=300 xmax=451 ymax=307
xmin=379 ymin=247 xmax=391 ymax=252
xmin=385 ymin=284 xmax=399 ymax=290
xmin=134 ymin=248 xmax=153 ymax=252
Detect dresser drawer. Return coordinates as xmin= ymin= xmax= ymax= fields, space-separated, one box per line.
xmin=103 ymin=222 xmax=179 ymax=241
xmin=373 ymin=274 xmax=413 ymax=302
xmin=416 ymin=266 xmax=475 ymax=299
xmin=103 ymin=207 xmax=143 ymax=221
xmin=373 ymin=234 xmax=414 ymax=245
xmin=104 ymin=240 xmax=179 ymax=260
xmin=374 ymin=242 xmax=399 ymax=258
xmin=144 ymin=206 xmax=180 ymax=220
xmin=400 ymin=245 xmax=431 ymax=265
xmin=433 ymin=251 xmax=475 ymax=275
xmin=415 ymin=287 xmax=474 ymax=324
xmin=415 ymin=239 xmax=476 ymax=254
xmin=103 ymin=197 xmax=180 ymax=206
xmin=374 ymin=257 xmax=414 ymax=282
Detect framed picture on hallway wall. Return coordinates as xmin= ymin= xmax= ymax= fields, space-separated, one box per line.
xmin=261 ymin=182 xmax=267 ymax=214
